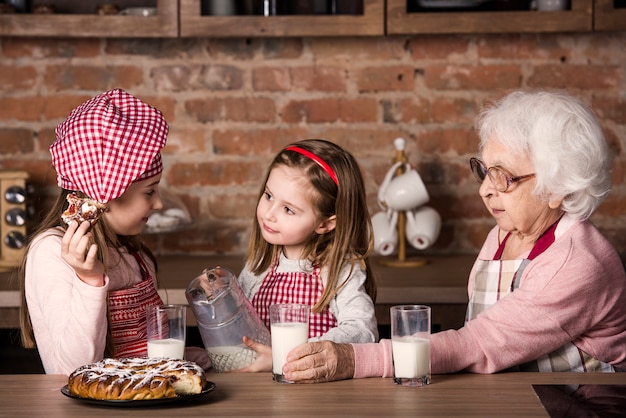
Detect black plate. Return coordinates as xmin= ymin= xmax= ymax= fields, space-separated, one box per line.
xmin=60 ymin=381 xmax=216 ymax=407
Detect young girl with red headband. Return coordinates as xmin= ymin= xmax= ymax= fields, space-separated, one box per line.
xmin=236 ymin=139 xmax=378 ymax=372
xmin=19 ymin=89 xmax=208 ymax=375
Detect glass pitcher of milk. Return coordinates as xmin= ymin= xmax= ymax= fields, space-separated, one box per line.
xmin=185 ymin=267 xmax=271 ymax=372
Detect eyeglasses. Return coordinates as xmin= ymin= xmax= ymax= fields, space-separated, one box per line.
xmin=469 ymin=157 xmax=535 ymax=193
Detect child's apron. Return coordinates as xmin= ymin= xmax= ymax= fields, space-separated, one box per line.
xmin=252 ymin=262 xmax=337 ymax=339
xmin=107 ymin=252 xmax=164 ymax=358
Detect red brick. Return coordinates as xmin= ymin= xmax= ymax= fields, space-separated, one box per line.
xmin=282 ymin=99 xmax=340 ymax=123
xmin=0 ymin=65 xmax=37 ymax=90
xmin=152 ymin=65 xmax=244 ymax=91
xmin=409 ymin=35 xmax=471 ymax=59
xmin=185 ymin=97 xmax=276 ymax=123
xmin=310 ymin=38 xmax=405 ymax=61
xmin=476 ymin=34 xmax=571 ymax=60
xmin=425 ymin=65 xmax=522 ymax=90
xmin=162 ymin=127 xmax=208 ymax=155
xmin=42 ymin=94 xmax=92 ymax=120
xmin=207 ymin=191 xmax=258 ymax=219
xmin=528 ymin=65 xmax=619 ymax=90
xmin=382 ymin=97 xmax=431 ymax=124
xmin=291 ymin=66 xmax=346 ymax=92
xmin=252 ymin=67 xmax=291 ymax=91
xmin=35 ymin=128 xmax=56 ymax=152
xmin=430 ymin=96 xmax=479 ymax=124
xmin=356 ymin=66 xmax=415 ymax=92
xmin=44 ymin=65 xmax=143 ymax=91
xmin=213 ymin=128 xmax=307 ymax=156
xmin=166 ymin=161 xmax=263 ymax=187
xmin=591 ymin=96 xmax=626 ymax=124
xmin=1 ymin=38 xmax=100 ymax=58
xmin=0 ymin=96 xmax=45 ymax=122
xmin=415 ymin=128 xmax=479 ymax=156
xmin=339 ymin=98 xmax=377 ymax=122
xmin=0 ymin=129 xmax=35 ymax=154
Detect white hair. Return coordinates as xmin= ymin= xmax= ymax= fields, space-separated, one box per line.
xmin=475 ymin=90 xmax=612 ymax=220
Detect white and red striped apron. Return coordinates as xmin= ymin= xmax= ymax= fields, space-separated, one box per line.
xmin=107 ymin=252 xmax=163 ymax=358
xmin=466 ymin=220 xmax=614 ymax=372
xmin=252 ymin=261 xmax=337 ymax=339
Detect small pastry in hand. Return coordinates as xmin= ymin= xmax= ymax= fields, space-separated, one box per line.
xmin=61 ymin=193 xmax=107 ymax=225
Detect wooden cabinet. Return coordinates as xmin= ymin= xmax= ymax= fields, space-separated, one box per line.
xmin=387 ymin=0 xmax=593 ymax=34
xmin=0 ymin=0 xmax=622 ymax=38
xmin=179 ymin=0 xmax=383 ymax=37
xmin=594 ymin=0 xmax=626 ymax=31
xmin=0 ymin=0 xmax=177 ymax=38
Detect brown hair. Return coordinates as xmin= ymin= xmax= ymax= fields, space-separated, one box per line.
xmin=19 ymin=189 xmax=157 ymax=353
xmin=245 ymin=139 xmax=376 ymax=313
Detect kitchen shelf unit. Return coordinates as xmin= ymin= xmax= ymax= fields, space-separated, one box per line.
xmin=179 ymin=0 xmax=384 ymax=37
xmin=387 ymin=0 xmax=594 ymax=34
xmin=0 ymin=0 xmax=177 ymax=38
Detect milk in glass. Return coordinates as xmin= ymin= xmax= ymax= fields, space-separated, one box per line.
xmin=147 ymin=338 xmax=185 ymax=359
xmin=271 ymin=322 xmax=308 ymax=375
xmin=392 ymin=337 xmax=430 ymax=378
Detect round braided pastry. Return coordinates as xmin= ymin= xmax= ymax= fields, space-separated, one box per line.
xmin=67 ymin=357 xmax=206 ymax=400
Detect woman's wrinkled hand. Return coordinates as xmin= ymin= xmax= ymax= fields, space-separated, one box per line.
xmin=230 ymin=336 xmax=272 ymax=373
xmin=61 ymin=220 xmax=104 ymax=287
xmin=282 ymin=341 xmax=355 ymax=384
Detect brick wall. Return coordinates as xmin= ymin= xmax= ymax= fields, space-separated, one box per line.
xmin=1 ymin=33 xmax=625 ymax=260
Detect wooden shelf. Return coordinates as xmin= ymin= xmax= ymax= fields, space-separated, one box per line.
xmin=180 ymin=0 xmax=383 ymax=37
xmin=0 ymin=1 xmax=621 ymax=43
xmin=0 ymin=0 xmax=177 ymax=38
xmin=594 ymin=0 xmax=626 ymax=30
xmin=387 ymin=0 xmax=593 ymax=34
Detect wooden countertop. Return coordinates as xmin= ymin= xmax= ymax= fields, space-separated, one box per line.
xmin=2 ymin=372 xmax=625 ymax=417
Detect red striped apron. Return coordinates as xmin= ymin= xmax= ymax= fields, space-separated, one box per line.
xmin=107 ymin=252 xmax=163 ymax=358
xmin=252 ymin=261 xmax=337 ymax=339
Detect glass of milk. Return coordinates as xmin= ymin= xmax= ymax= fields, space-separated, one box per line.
xmin=391 ymin=305 xmax=431 ymax=387
xmin=269 ymin=303 xmax=310 ymax=383
xmin=146 ymin=304 xmax=186 ymax=359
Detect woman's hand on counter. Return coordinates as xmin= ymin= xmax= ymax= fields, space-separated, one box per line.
xmin=283 ymin=341 xmax=355 ymax=383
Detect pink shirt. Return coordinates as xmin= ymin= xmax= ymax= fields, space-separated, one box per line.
xmin=353 ymin=216 xmax=626 ymax=377
xmin=24 ymin=229 xmax=156 ymax=375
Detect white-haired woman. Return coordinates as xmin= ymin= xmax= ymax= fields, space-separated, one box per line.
xmin=271 ymin=90 xmax=626 ymax=382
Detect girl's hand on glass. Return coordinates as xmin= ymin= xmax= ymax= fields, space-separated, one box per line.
xmin=230 ymin=336 xmax=272 ymax=373
xmin=61 ymin=220 xmax=105 ymax=287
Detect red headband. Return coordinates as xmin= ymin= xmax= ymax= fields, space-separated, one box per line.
xmin=285 ymin=146 xmax=339 ymax=186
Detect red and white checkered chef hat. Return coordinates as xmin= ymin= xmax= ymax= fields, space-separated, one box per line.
xmin=51 ymin=89 xmax=168 ymax=204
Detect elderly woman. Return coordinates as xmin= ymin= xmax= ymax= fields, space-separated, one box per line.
xmin=268 ymin=90 xmax=626 ymax=383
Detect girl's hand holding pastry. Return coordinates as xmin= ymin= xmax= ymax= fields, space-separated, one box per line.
xmin=61 ymin=220 xmax=105 ymax=287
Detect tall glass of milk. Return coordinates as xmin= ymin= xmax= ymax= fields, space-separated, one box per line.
xmin=391 ymin=305 xmax=431 ymax=387
xmin=270 ymin=304 xmax=310 ymax=383
xmin=146 ymin=304 xmax=186 ymax=359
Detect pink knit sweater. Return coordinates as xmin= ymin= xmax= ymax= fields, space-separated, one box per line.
xmin=353 ymin=215 xmax=626 ymax=378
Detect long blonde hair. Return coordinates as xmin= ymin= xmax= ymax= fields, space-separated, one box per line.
xmin=19 ymin=189 xmax=156 ymax=352
xmin=245 ymin=139 xmax=376 ymax=313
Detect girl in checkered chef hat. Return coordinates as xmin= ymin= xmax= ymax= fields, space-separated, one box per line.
xmin=233 ymin=139 xmax=378 ymax=373
xmin=18 ymin=89 xmax=209 ymax=375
